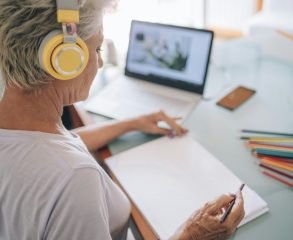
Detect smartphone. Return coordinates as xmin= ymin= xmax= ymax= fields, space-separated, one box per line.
xmin=216 ymin=86 xmax=256 ymax=111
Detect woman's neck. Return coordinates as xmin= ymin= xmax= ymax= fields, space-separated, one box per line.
xmin=0 ymin=85 xmax=67 ymax=134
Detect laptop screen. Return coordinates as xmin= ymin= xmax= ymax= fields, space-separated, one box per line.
xmin=125 ymin=20 xmax=214 ymax=94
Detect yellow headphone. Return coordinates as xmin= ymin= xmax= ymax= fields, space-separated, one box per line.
xmin=38 ymin=0 xmax=89 ymax=80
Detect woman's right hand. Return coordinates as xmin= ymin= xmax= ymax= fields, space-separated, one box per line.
xmin=171 ymin=192 xmax=245 ymax=240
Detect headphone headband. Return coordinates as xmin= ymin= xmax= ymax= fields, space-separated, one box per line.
xmin=57 ymin=0 xmax=79 ymax=10
xmin=57 ymin=0 xmax=79 ymax=23
xmin=38 ymin=0 xmax=89 ymax=80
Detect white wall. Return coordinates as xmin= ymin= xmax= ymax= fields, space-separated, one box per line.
xmin=103 ymin=0 xmax=258 ymax=54
xmin=207 ymin=0 xmax=257 ymax=30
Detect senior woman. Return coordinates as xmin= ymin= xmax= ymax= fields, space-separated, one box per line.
xmin=0 ymin=0 xmax=245 ymax=239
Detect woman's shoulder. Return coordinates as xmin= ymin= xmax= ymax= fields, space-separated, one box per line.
xmin=0 ymin=130 xmax=119 ymax=240
xmin=0 ymin=128 xmax=102 ymax=178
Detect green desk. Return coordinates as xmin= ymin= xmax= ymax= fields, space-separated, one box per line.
xmin=81 ymin=32 xmax=293 ymax=240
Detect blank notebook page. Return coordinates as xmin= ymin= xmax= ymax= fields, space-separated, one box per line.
xmin=106 ymin=135 xmax=269 ymax=239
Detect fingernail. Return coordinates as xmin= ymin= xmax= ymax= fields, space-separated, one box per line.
xmin=168 ymin=133 xmax=174 ymax=138
xmin=221 ymin=207 xmax=225 ymax=214
xmin=167 ymin=131 xmax=174 ymax=138
xmin=229 ymin=193 xmax=236 ymax=198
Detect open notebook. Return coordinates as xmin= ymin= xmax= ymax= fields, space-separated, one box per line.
xmin=105 ymin=135 xmax=269 ymax=239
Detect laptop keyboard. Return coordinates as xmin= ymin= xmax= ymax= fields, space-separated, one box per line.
xmin=109 ymin=88 xmax=191 ymax=117
xmin=85 ymin=79 xmax=199 ymax=120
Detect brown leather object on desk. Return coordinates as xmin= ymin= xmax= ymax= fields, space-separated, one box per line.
xmin=65 ymin=104 xmax=158 ymax=240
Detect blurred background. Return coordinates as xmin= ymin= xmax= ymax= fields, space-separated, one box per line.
xmin=103 ymin=0 xmax=292 ymax=54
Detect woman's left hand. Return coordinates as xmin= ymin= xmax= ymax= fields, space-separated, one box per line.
xmin=171 ymin=193 xmax=245 ymax=240
xmin=132 ymin=110 xmax=188 ymax=137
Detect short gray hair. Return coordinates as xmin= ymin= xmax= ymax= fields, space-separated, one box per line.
xmin=0 ymin=0 xmax=113 ymax=91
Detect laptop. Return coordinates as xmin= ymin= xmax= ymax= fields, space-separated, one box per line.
xmin=85 ymin=20 xmax=214 ymax=122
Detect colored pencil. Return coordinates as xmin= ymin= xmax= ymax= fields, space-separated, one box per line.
xmin=256 ymin=154 xmax=293 ymax=163
xmin=247 ymin=142 xmax=293 ymax=151
xmin=259 ymin=163 xmax=293 ymax=179
xmin=241 ymin=129 xmax=293 ymax=137
xmin=262 ymin=170 xmax=293 ymax=187
xmin=243 ymin=132 xmax=293 ymax=186
xmin=249 ymin=141 xmax=293 ymax=148
xmin=253 ymin=148 xmax=293 ymax=159
xmin=241 ymin=137 xmax=293 ymax=142
xmin=260 ymin=158 xmax=293 ymax=171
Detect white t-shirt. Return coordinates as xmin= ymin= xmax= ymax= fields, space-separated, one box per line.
xmin=0 ymin=129 xmax=131 ymax=240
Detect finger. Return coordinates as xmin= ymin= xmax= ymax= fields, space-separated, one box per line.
xmin=152 ymin=126 xmax=170 ymax=136
xmin=171 ymin=117 xmax=187 ymax=133
xmin=206 ymin=194 xmax=235 ymax=215
xmin=172 ymin=116 xmax=183 ymax=121
xmin=225 ymin=192 xmax=245 ymax=227
xmin=157 ymin=111 xmax=186 ymax=135
xmin=155 ymin=112 xmax=188 ymax=135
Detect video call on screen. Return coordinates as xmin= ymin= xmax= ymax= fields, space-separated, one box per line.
xmin=127 ymin=21 xmax=213 ymax=86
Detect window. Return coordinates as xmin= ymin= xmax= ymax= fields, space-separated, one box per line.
xmin=103 ymin=0 xmax=259 ymax=54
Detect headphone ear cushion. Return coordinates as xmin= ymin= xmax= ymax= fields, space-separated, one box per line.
xmin=38 ymin=30 xmax=62 ymax=72
xmin=38 ymin=30 xmax=89 ymax=80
